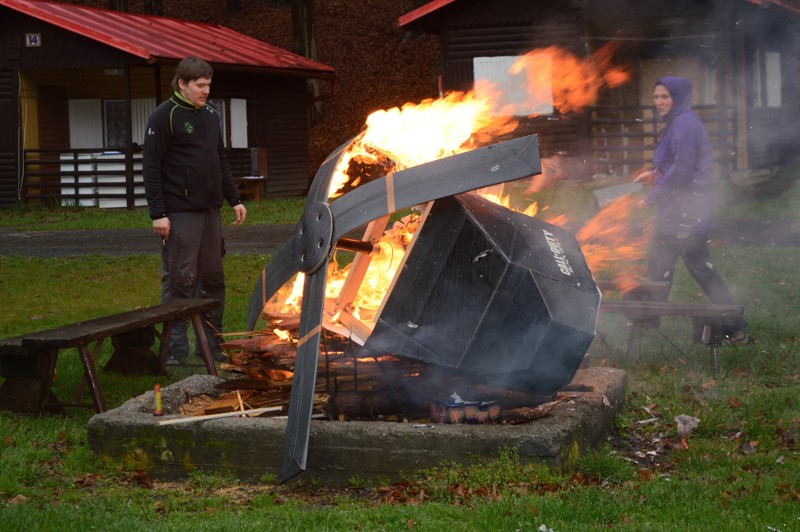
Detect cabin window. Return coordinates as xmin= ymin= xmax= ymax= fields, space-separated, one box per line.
xmin=208 ymin=98 xmax=227 ymax=144
xmin=208 ymin=98 xmax=248 ymax=148
xmin=473 ymin=55 xmax=554 ymax=117
xmin=101 ymin=98 xmax=156 ymax=149
xmin=753 ymin=50 xmax=782 ymax=109
xmin=103 ymin=100 xmax=127 ymax=149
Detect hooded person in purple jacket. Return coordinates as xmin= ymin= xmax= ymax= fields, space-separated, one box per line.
xmin=637 ymin=76 xmax=749 ymax=344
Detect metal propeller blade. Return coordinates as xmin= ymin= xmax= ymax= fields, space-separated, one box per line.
xmin=278 ymin=260 xmax=329 ymax=482
xmin=246 ymin=138 xmax=355 ymax=330
xmin=246 ymin=241 xmax=295 ymax=330
xmin=328 ymin=134 xmax=540 ymax=242
xmin=248 ymin=134 xmax=540 ymax=483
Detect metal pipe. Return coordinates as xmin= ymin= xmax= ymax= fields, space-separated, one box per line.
xmin=335 ymin=238 xmax=379 ymax=255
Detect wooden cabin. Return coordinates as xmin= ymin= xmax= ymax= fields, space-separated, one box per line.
xmin=399 ymin=0 xmax=800 ymax=181
xmin=0 ymin=0 xmax=335 ymax=208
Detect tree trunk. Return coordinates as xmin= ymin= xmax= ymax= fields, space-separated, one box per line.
xmin=291 ymin=0 xmax=324 ymax=125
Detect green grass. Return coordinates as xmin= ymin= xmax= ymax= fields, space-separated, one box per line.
xmin=1 ymin=172 xmax=800 ymax=529
xmin=0 ymin=197 xmax=305 ymax=230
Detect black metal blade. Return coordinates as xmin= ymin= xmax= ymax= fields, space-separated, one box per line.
xmin=307 ymin=136 xmax=356 ymax=202
xmin=246 ymin=240 xmax=298 ymax=330
xmin=329 ymin=134 xmax=540 ymax=240
xmin=247 ymin=137 xmax=355 ymax=330
xmin=278 ymin=263 xmax=328 ymax=483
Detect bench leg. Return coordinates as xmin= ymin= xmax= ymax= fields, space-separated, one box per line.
xmin=77 ymin=344 xmax=106 ymax=413
xmin=191 ymin=313 xmax=218 ymax=377
xmin=37 ymin=349 xmax=60 ymax=414
xmin=73 ymin=339 xmax=105 ymax=405
xmin=154 ymin=321 xmax=173 ymax=374
xmin=626 ymin=323 xmax=646 ymax=359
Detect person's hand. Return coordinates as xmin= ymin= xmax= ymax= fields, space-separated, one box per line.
xmin=632 ymin=168 xmax=654 ymax=185
xmin=638 ymin=199 xmax=649 ymax=210
xmin=152 ymin=217 xmax=170 ymax=242
xmin=232 ymin=203 xmax=247 ymax=225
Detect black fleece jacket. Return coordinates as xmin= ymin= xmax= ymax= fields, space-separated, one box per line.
xmin=143 ymin=92 xmax=241 ymax=220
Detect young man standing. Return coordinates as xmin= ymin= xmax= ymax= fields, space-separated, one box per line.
xmin=144 ymin=56 xmax=247 ymax=362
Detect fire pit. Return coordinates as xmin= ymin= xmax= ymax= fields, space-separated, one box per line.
xmin=87 ymin=367 xmax=626 ymax=485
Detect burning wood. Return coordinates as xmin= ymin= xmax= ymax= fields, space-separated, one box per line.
xmin=430 ymin=394 xmax=501 ymax=424
xmin=190 ymin=319 xmax=586 ymax=424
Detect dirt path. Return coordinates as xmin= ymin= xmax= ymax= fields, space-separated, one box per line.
xmin=0 ymin=224 xmax=296 ymax=257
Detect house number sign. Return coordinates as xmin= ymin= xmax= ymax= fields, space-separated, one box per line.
xmin=25 ymin=33 xmax=42 ymax=47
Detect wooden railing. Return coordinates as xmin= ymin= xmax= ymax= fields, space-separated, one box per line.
xmin=587 ymin=104 xmax=737 ymax=180
xmin=21 ymin=148 xmax=259 ymax=208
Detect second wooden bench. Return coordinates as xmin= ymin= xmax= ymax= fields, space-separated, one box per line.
xmin=596 ymin=281 xmax=745 ymax=371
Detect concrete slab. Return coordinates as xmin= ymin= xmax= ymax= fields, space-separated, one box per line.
xmin=87 ymin=367 xmax=626 ymax=485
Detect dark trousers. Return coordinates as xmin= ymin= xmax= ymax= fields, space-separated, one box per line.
xmin=648 ymin=230 xmax=746 ymax=332
xmin=160 ymin=210 xmax=225 ymax=358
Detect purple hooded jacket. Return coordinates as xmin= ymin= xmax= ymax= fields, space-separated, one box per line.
xmin=645 ymin=76 xmax=715 ymax=236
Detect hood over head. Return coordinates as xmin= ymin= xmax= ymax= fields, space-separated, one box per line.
xmin=655 ymin=76 xmax=693 ymax=120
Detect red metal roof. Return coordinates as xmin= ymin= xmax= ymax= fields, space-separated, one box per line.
xmin=743 ymin=0 xmax=800 ymax=14
xmin=399 ymin=0 xmax=800 ymax=28
xmin=398 ymin=0 xmax=458 ymax=28
xmin=0 ymin=0 xmax=335 ymax=78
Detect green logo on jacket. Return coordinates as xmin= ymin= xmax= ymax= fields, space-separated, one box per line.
xmin=184 ymin=122 xmax=194 ymax=134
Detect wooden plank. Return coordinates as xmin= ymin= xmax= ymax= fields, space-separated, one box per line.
xmin=600 ymin=300 xmax=743 ymax=319
xmin=19 ymin=299 xmax=220 ymax=350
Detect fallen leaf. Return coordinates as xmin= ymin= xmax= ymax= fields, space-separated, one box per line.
xmin=638 ymin=470 xmax=656 ymax=482
xmin=740 ymin=442 xmax=757 ymax=455
xmin=74 ymin=473 xmax=102 ymax=487
xmin=8 ymin=494 xmax=27 ymax=505
xmin=126 ymin=470 xmax=153 ymax=488
xmin=727 ymin=396 xmax=743 ymax=408
xmin=701 ymin=379 xmax=716 ymax=390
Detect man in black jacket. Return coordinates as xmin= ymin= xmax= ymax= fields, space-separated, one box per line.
xmin=144 ymin=56 xmax=247 ymax=362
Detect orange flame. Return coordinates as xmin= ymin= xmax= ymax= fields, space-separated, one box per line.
xmin=576 ymin=195 xmax=650 ymax=287
xmin=509 ymin=43 xmax=629 ymax=115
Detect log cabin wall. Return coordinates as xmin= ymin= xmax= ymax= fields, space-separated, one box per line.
xmin=0 ymin=69 xmax=19 ymax=208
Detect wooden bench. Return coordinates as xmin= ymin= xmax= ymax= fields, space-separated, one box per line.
xmin=0 ymin=299 xmax=220 ymax=415
xmin=596 ymin=281 xmax=745 ymax=371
